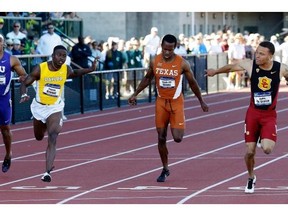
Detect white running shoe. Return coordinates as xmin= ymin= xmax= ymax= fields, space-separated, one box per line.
xmin=41 ymin=172 xmax=52 ymax=182
xmin=245 ymin=175 xmax=256 ymax=193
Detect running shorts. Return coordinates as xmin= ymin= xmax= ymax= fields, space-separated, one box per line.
xmin=31 ymin=98 xmax=64 ymax=123
xmin=244 ymin=106 xmax=277 ymax=142
xmin=155 ymin=94 xmax=185 ymax=129
xmin=0 ymin=93 xmax=12 ymax=125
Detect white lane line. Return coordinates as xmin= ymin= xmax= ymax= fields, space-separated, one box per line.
xmin=57 ymin=124 xmax=288 ymax=204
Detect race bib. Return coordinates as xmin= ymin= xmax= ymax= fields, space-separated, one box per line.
xmin=43 ymin=83 xmax=61 ymax=97
xmin=254 ymin=92 xmax=272 ymax=106
xmin=159 ymin=77 xmax=175 ymax=88
xmin=0 ymin=76 xmax=6 ymax=85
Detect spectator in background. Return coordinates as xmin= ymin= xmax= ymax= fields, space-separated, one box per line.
xmin=143 ymin=27 xmax=160 ymax=68
xmin=89 ymin=40 xmax=101 ymax=69
xmin=5 ymin=38 xmax=13 ymax=55
xmin=12 ymin=39 xmax=28 ymax=69
xmin=123 ymin=40 xmax=135 ymax=95
xmin=270 ymin=35 xmax=281 ymax=62
xmin=208 ymin=35 xmax=223 ymax=54
xmin=99 ymin=42 xmax=109 ymax=71
xmin=104 ymin=41 xmax=124 ymax=99
xmin=190 ymin=34 xmax=207 ymax=55
xmin=11 ymin=39 xmax=22 ymax=55
xmin=243 ymin=37 xmax=255 ymax=87
xmin=131 ymin=38 xmax=144 ymax=91
xmin=36 ymin=23 xmax=62 ymax=57
xmin=6 ymin=21 xmax=26 ymax=41
xmin=70 ymin=36 xmax=92 ymax=69
xmin=131 ymin=38 xmax=144 ymax=71
xmin=227 ymin=33 xmax=246 ymax=89
xmin=220 ymin=34 xmax=229 ymax=52
xmin=174 ymin=39 xmax=187 ymax=55
xmin=21 ymin=33 xmax=36 ymax=55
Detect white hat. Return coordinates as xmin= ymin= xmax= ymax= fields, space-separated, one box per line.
xmin=151 ymin=27 xmax=158 ymax=32
xmin=6 ymin=38 xmax=13 ymax=45
xmin=13 ymin=39 xmax=21 ymax=45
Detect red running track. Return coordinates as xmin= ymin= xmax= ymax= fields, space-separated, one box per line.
xmin=1 ymin=83 xmax=288 ymax=215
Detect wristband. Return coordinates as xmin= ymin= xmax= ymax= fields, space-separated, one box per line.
xmin=21 ymin=93 xmax=28 ymax=98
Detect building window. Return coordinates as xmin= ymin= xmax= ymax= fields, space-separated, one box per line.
xmin=199 ymin=24 xmax=203 ymax=33
xmin=183 ymin=24 xmax=186 ymax=35
xmin=187 ymin=24 xmax=191 ymax=36
xmin=212 ymin=24 xmax=215 ymax=33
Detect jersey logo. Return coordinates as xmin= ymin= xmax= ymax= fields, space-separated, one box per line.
xmin=258 ymin=76 xmax=272 ymax=91
xmin=0 ymin=66 xmax=5 ymax=73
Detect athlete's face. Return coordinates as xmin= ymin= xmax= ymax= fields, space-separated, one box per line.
xmin=52 ymin=49 xmax=67 ymax=67
xmin=255 ymin=46 xmax=272 ymax=66
xmin=161 ymin=41 xmax=175 ymax=59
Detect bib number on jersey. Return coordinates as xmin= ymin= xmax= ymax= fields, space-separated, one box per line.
xmin=43 ymin=83 xmax=61 ymax=97
xmin=159 ymin=77 xmax=175 ymax=88
xmin=0 ymin=75 xmax=6 ymax=85
xmin=254 ymin=92 xmax=272 ymax=106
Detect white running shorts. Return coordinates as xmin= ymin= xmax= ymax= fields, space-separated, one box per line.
xmin=31 ymin=98 xmax=64 ymax=123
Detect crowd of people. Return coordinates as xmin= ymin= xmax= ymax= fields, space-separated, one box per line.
xmin=1 ymin=12 xmax=288 ymax=93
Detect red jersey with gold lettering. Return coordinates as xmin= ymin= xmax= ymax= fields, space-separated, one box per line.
xmin=250 ymin=60 xmax=281 ymax=110
xmin=153 ymin=54 xmax=183 ymax=99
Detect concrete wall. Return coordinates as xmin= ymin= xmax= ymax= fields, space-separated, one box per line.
xmin=77 ymin=12 xmax=285 ymax=42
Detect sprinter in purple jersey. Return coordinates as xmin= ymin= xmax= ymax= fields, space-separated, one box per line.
xmin=0 ymin=33 xmax=27 ymax=173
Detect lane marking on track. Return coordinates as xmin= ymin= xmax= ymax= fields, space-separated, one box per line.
xmin=118 ymin=186 xmax=187 ymax=190
xmin=11 ymin=186 xmax=80 ymax=190
xmin=228 ymin=186 xmax=288 ymax=191
xmin=177 ymin=151 xmax=288 ymax=204
xmin=3 ymin=87 xmax=284 ymax=202
xmin=57 ymin=123 xmax=288 ymax=204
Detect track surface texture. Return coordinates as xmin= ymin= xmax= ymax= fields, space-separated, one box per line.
xmin=1 ymin=83 xmax=288 ymax=215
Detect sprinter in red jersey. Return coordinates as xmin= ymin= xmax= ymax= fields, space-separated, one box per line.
xmin=206 ymin=41 xmax=288 ymax=194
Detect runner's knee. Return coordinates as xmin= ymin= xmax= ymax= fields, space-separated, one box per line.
xmin=173 ymin=136 xmax=182 ymax=143
xmin=263 ymin=147 xmax=272 ymax=154
xmin=245 ymin=151 xmax=255 ymax=159
xmin=35 ymin=134 xmax=44 ymax=141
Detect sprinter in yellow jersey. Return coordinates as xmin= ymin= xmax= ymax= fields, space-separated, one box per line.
xmin=20 ymin=45 xmax=97 ymax=182
xmin=128 ymin=34 xmax=209 ymax=182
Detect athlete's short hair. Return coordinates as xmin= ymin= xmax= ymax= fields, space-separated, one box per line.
xmin=161 ymin=34 xmax=177 ymax=48
xmin=259 ymin=41 xmax=275 ymax=55
xmin=53 ymin=45 xmax=67 ymax=53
